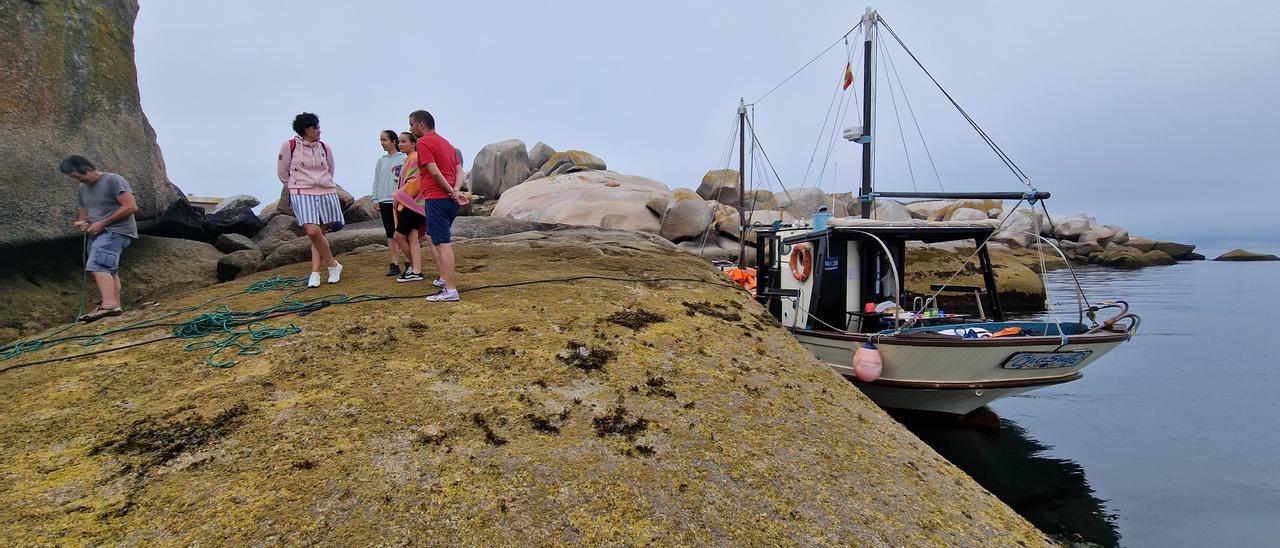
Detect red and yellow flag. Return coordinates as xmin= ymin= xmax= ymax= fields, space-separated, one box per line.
xmin=843 ymin=61 xmax=854 ymax=90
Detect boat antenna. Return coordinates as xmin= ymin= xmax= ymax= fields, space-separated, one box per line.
xmin=737 ymin=99 xmax=748 ymax=264
xmin=858 ymin=7 xmax=878 ymax=218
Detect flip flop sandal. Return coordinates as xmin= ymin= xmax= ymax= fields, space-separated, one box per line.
xmin=79 ymin=306 xmax=123 ymax=323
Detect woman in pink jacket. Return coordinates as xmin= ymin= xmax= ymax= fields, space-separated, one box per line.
xmin=277 ymin=112 xmax=342 ymax=288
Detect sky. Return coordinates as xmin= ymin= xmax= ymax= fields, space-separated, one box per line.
xmin=134 ymin=0 xmax=1279 ymax=243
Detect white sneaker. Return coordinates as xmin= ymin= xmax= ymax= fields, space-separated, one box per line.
xmin=433 ymin=278 xmax=446 ymax=287
xmin=425 ymin=289 xmax=459 ymax=302
xmin=327 ymin=262 xmax=343 ymax=284
xmin=307 ymin=272 xmax=321 ymax=288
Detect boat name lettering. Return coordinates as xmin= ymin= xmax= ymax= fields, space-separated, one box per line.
xmin=1001 ymin=350 xmax=1093 ymax=370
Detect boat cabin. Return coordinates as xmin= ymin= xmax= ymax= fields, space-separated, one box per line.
xmin=754 ymin=219 xmax=1006 ymax=334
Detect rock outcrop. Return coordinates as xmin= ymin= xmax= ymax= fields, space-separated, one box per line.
xmin=1213 ymin=249 xmax=1280 ymax=261
xmin=213 ymin=194 xmax=260 ymax=213
xmin=0 ymin=0 xmax=180 ymax=248
xmin=140 ymin=197 xmax=210 ymax=241
xmin=469 ymin=139 xmax=531 ymax=199
xmin=0 ymin=236 xmax=222 ymax=340
xmin=216 ymin=249 xmax=264 ymax=281
xmin=527 ymin=141 xmax=555 ymax=172
xmin=207 ymin=207 xmax=266 ymax=238
xmin=774 ymin=188 xmax=828 ymax=217
xmin=0 ymin=229 xmax=1049 ymax=545
xmin=906 ymin=244 xmax=1047 ymax=312
xmin=343 ymin=195 xmax=380 ymax=224
xmin=695 ymin=169 xmax=740 ymax=206
xmin=659 ymin=198 xmax=716 ymax=243
xmin=492 ymin=171 xmax=667 ymax=234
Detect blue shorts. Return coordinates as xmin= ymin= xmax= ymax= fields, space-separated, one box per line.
xmin=86 ymin=232 xmax=134 ymax=274
xmin=425 ymin=198 xmax=459 ymax=244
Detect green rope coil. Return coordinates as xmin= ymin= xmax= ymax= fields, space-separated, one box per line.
xmin=0 ymin=274 xmax=376 ymax=368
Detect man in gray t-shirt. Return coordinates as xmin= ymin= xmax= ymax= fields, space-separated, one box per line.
xmin=60 ymin=155 xmax=140 ymax=322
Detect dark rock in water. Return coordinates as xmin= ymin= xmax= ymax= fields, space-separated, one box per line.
xmin=141 ymin=199 xmax=210 ymax=241
xmin=0 ymin=0 xmax=180 ymax=249
xmin=216 ymin=249 xmax=263 ymax=281
xmin=207 ymin=207 xmax=266 ymax=238
xmin=1183 ymin=252 xmax=1206 ymax=261
xmin=1213 ymin=249 xmax=1280 ymax=261
xmin=1126 ymin=237 xmax=1197 ymax=259
xmin=213 ymin=233 xmax=257 ymax=253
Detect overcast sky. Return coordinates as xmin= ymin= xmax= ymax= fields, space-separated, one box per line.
xmin=134 ymin=0 xmax=1278 ymax=242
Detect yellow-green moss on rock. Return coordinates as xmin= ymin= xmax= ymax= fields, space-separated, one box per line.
xmin=0 ymin=228 xmax=1050 ymax=545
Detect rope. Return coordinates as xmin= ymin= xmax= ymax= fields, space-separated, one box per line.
xmin=0 ymin=234 xmax=94 ymax=361
xmin=752 ymin=25 xmax=860 ymax=105
xmin=878 ymin=34 xmax=918 ymax=192
xmin=743 ymin=116 xmax=795 ymax=198
xmin=882 ymin=34 xmax=945 ymax=191
xmin=0 ymin=274 xmax=732 ymax=373
xmin=879 ymin=17 xmax=1032 ymax=186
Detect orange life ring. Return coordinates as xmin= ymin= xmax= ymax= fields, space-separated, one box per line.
xmin=789 ymin=243 xmax=813 ymax=282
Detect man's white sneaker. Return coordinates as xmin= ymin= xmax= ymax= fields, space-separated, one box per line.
xmin=327 ymin=262 xmax=343 ymax=284
xmin=307 ymin=272 xmax=321 ymax=288
xmin=433 ymin=278 xmax=446 ymax=288
xmin=426 ymin=289 xmax=460 ymax=302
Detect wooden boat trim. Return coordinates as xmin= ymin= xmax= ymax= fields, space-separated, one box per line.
xmin=793 ymin=327 xmax=1131 ymax=347
xmin=851 ymin=372 xmax=1083 ymax=390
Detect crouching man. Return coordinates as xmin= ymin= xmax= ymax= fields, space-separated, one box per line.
xmin=60 ymin=155 xmax=139 ymax=322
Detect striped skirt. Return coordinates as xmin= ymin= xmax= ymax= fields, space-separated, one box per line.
xmin=289 ymin=192 xmax=344 ymax=226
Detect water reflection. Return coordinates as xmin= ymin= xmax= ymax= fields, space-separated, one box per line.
xmin=890 ymin=411 xmax=1121 ymax=547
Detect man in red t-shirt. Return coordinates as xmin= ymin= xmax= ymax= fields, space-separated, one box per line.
xmin=409 ymin=109 xmax=468 ymax=302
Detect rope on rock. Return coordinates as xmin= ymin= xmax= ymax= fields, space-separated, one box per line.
xmin=1 ymin=274 xmax=732 ymax=373
xmin=0 ymin=275 xmax=325 ymax=367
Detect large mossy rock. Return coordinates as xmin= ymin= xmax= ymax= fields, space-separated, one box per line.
xmin=0 ymin=0 xmax=180 ymax=249
xmin=0 ymin=236 xmax=222 ymax=341
xmin=492 ymin=170 xmax=667 ymax=234
xmin=0 ymin=229 xmax=1048 ymax=545
xmin=906 ymin=243 xmax=1047 ymax=312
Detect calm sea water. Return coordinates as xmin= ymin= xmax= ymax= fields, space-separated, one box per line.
xmin=897 ymin=248 xmax=1280 ymax=547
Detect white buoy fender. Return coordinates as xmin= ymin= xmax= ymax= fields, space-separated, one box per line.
xmin=853 ymin=342 xmax=882 ymax=382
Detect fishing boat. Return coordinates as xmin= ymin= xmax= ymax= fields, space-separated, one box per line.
xmin=718 ymin=8 xmax=1140 ymax=415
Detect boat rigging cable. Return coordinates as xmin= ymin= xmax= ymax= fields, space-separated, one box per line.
xmin=878 ymin=29 xmax=919 ymax=192
xmin=878 ymin=17 xmax=1031 ymax=186
xmin=752 ymin=25 xmax=862 ymax=105
xmin=881 ymin=29 xmax=944 ymax=191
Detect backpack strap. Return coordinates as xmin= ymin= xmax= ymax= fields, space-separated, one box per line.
xmin=289 ymin=138 xmax=297 ymax=154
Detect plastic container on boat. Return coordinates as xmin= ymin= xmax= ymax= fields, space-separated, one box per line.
xmin=812 ymin=206 xmax=832 ymax=232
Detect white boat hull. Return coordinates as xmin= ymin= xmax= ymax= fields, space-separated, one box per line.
xmin=791 ymin=329 xmax=1128 ymax=415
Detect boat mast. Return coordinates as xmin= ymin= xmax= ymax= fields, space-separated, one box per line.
xmin=859 ymin=8 xmax=878 ymax=218
xmin=737 ymin=98 xmax=747 ymax=264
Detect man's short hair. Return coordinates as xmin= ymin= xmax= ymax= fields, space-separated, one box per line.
xmin=59 ymin=155 xmax=95 ymax=175
xmin=292 ymin=112 xmax=320 ymax=136
xmin=410 ymin=110 xmax=435 ymax=130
